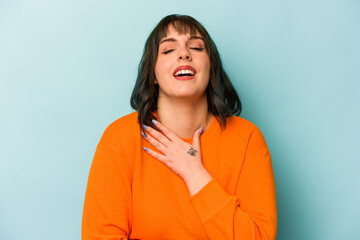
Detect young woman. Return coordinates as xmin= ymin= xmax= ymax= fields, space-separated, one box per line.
xmin=82 ymin=14 xmax=277 ymax=240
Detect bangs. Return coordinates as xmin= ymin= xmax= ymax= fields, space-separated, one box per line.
xmin=157 ymin=19 xmax=201 ymax=44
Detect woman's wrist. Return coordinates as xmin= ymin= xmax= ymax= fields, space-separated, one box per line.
xmin=184 ymin=168 xmax=213 ymax=196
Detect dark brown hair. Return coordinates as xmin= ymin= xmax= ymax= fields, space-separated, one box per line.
xmin=130 ymin=14 xmax=242 ymax=132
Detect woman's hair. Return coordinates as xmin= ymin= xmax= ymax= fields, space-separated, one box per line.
xmin=130 ymin=14 xmax=242 ymax=132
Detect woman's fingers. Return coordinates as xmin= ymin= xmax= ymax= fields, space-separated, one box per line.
xmin=142 ymin=146 xmax=168 ymax=164
xmin=141 ymin=130 xmax=167 ymax=154
xmin=151 ymin=119 xmax=181 ymax=142
xmin=143 ymin=123 xmax=172 ymax=146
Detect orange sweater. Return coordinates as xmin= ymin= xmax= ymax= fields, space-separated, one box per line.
xmin=82 ymin=111 xmax=277 ymax=239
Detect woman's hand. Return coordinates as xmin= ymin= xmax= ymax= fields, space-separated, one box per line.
xmin=141 ymin=119 xmax=208 ymax=184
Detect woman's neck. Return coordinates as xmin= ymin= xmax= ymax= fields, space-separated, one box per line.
xmin=156 ymin=96 xmax=213 ymax=139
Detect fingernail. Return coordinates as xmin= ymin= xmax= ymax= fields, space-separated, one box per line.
xmin=142 ymin=124 xmax=148 ymax=130
xmin=141 ymin=131 xmax=147 ymax=138
xmin=199 ymin=126 xmax=204 ymax=134
xmin=152 ymin=119 xmax=158 ymax=125
xmin=143 ymin=147 xmax=149 ymax=152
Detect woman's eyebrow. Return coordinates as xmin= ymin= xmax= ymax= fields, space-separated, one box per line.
xmin=159 ymin=36 xmax=204 ymax=45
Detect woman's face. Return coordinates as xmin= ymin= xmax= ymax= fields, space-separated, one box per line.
xmin=154 ymin=26 xmax=210 ymax=101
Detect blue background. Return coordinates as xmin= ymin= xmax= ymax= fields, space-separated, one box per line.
xmin=1 ymin=0 xmax=359 ymax=239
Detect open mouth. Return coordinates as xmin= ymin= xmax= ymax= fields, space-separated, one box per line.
xmin=174 ymin=69 xmax=195 ymax=77
xmin=173 ymin=66 xmax=197 ymax=80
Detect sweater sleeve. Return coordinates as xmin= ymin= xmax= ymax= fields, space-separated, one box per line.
xmin=189 ymin=126 xmax=277 ymax=240
xmin=82 ymin=128 xmax=133 ymax=239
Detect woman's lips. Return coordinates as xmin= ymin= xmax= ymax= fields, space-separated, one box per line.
xmin=174 ymin=75 xmax=195 ymax=80
xmin=173 ymin=65 xmax=197 ymax=76
xmin=173 ymin=65 xmax=197 ymax=80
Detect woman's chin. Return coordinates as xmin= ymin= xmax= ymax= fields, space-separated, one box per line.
xmin=159 ymin=87 xmax=206 ymax=100
xmin=172 ymin=91 xmax=204 ymax=100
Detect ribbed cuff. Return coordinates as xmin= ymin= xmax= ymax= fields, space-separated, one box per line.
xmin=189 ymin=178 xmax=233 ymax=223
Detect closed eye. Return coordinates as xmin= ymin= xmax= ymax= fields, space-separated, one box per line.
xmin=162 ymin=49 xmax=174 ymax=54
xmin=190 ymin=47 xmax=204 ymax=51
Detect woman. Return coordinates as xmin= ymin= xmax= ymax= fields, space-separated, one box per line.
xmin=82 ymin=14 xmax=277 ymax=240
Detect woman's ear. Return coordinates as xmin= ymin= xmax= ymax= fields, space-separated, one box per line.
xmin=154 ymin=79 xmax=158 ymax=84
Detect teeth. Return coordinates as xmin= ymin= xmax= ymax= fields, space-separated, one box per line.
xmin=174 ymin=69 xmax=194 ymax=77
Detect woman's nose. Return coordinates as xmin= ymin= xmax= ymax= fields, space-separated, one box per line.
xmin=178 ymin=48 xmax=192 ymax=61
xmin=179 ymin=55 xmax=191 ymax=61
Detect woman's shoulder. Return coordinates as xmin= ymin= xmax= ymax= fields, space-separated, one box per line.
xmin=97 ymin=111 xmax=140 ymax=152
xmin=226 ymin=115 xmax=260 ymax=133
xmin=226 ymin=115 xmax=268 ymax=146
xmin=109 ymin=111 xmax=139 ymax=128
xmin=105 ymin=111 xmax=139 ymax=134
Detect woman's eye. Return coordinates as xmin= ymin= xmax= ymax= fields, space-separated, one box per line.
xmin=162 ymin=49 xmax=174 ymax=54
xmin=190 ymin=47 xmax=204 ymax=51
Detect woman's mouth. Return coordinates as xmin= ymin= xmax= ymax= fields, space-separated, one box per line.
xmin=173 ymin=65 xmax=197 ymax=81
